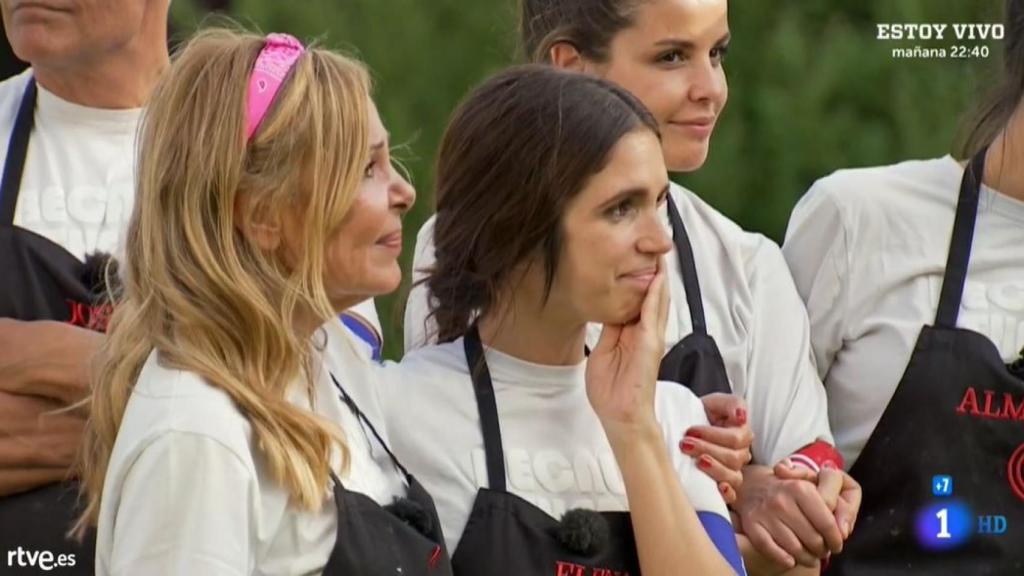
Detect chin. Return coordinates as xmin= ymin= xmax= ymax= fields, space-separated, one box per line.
xmin=593 ymin=299 xmax=644 ymax=326
xmin=363 ymin=266 xmax=403 ymax=297
xmin=663 ymin=141 xmax=711 ymax=173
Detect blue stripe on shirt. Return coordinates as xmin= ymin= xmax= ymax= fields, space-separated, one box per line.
xmin=340 ymin=312 xmax=382 ymax=361
xmin=698 ymin=510 xmax=746 ymax=575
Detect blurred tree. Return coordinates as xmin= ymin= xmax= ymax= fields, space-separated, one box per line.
xmin=169 ymin=0 xmax=1002 ymax=358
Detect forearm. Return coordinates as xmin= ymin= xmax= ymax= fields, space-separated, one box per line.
xmin=0 ymin=468 xmax=68 ymax=497
xmin=611 ymin=426 xmax=734 ymax=576
xmin=2 ymin=319 xmax=101 ymax=404
xmin=0 ymin=391 xmax=85 ymax=495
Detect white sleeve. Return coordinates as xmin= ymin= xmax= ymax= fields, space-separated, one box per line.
xmin=108 ymin=432 xmax=256 ymax=576
xmin=658 ymin=387 xmax=747 ymax=575
xmin=743 ymin=241 xmax=834 ymax=465
xmin=404 ymin=215 xmax=438 ymax=351
xmin=661 ymin=391 xmax=731 ymax=520
xmin=782 ymin=181 xmax=851 ymax=383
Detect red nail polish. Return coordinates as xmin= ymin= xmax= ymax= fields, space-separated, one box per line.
xmin=736 ymin=408 xmax=747 ymax=423
xmin=686 ymin=429 xmax=701 ymax=439
xmin=681 ymin=439 xmax=696 ymax=453
xmin=698 ymin=456 xmax=712 ymax=469
xmin=719 ymin=484 xmax=729 ymax=495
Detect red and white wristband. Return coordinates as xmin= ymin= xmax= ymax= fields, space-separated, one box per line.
xmin=788 ymin=440 xmax=844 ymax=473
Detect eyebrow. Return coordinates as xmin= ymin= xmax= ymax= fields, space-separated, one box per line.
xmin=597 ymin=183 xmax=670 ymax=211
xmin=653 ymin=32 xmax=731 ymax=50
xmin=370 ymin=131 xmax=391 ymax=151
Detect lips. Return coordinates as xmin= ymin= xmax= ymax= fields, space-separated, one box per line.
xmin=376 ymin=230 xmax=403 ymax=250
xmin=620 ymin=267 xmax=657 ymax=287
xmin=673 ymin=116 xmax=716 ymax=127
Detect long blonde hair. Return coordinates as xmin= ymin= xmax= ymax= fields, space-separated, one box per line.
xmin=74 ymin=28 xmax=371 ymax=536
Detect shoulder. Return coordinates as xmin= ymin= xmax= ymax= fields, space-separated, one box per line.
xmin=670 ymin=181 xmax=784 ymax=278
xmin=0 ymin=70 xmax=33 ymax=147
xmin=800 ymin=156 xmax=961 ymax=228
xmin=376 ymin=339 xmax=470 ymax=401
xmin=391 ymin=338 xmax=468 ymax=377
xmin=0 ymin=69 xmax=32 ymax=110
xmin=119 ymin=351 xmax=254 ymax=462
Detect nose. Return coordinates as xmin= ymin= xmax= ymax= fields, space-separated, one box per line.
xmin=686 ymin=58 xmax=727 ymax=107
xmin=637 ymin=210 xmax=672 ymax=256
xmin=388 ymin=162 xmax=416 ymax=215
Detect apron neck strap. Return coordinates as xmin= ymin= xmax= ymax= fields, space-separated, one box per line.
xmin=0 ymin=76 xmax=37 ymax=225
xmin=935 ymin=148 xmax=987 ymax=328
xmin=329 ymin=371 xmax=411 ymax=479
xmin=463 ymin=324 xmax=508 ymax=492
xmin=666 ymin=193 xmax=708 ymax=335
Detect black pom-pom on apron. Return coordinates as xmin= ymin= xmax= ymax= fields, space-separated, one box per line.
xmin=325 ymin=373 xmax=453 ymax=575
xmin=449 ymin=325 xmax=642 ymax=575
xmin=827 ymin=148 xmax=1024 ymax=575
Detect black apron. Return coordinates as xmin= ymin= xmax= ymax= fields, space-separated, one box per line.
xmin=0 ymin=77 xmax=108 ymax=574
xmin=325 ymin=372 xmax=452 ymax=575
xmin=450 ymin=325 xmax=642 ymax=575
xmin=827 ymin=149 xmax=1024 ymax=575
xmin=657 ymin=194 xmax=732 ymax=396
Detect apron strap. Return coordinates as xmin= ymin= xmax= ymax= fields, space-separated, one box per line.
xmin=935 ymin=148 xmax=987 ymax=328
xmin=666 ymin=194 xmax=708 ymax=335
xmin=328 ymin=372 xmax=411 ymax=479
xmin=464 ymin=324 xmax=508 ymax=492
xmin=0 ymin=76 xmax=37 ymax=225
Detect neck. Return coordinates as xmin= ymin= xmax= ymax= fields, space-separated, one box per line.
xmin=984 ymin=106 xmax=1024 ymax=202
xmin=33 ymin=20 xmax=168 ymax=109
xmin=478 ymin=289 xmax=587 ymax=366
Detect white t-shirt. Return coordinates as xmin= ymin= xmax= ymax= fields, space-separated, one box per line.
xmin=0 ymin=69 xmax=140 ymax=260
xmin=373 ymin=338 xmax=735 ymax=554
xmin=95 ymin=319 xmax=405 ymax=575
xmin=404 ymin=182 xmax=834 ymax=466
xmin=783 ymin=155 xmax=1024 ymax=468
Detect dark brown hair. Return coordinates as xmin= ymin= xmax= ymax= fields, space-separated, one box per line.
xmin=960 ymin=0 xmax=1024 ymax=157
xmin=424 ymin=65 xmax=659 ymax=343
xmin=519 ymin=0 xmax=646 ymax=63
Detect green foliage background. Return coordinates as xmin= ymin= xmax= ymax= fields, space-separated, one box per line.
xmin=170 ymin=1 xmax=1005 ymax=359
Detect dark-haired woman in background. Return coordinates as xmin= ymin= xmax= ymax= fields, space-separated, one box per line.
xmin=378 ymin=65 xmax=745 ymax=575
xmin=784 ymin=1 xmax=1024 ymax=573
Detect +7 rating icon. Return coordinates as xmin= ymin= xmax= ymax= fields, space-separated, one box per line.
xmin=932 ymin=475 xmax=953 ymax=497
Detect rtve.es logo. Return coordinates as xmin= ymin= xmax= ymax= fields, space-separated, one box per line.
xmin=6 ymin=547 xmax=76 ymax=571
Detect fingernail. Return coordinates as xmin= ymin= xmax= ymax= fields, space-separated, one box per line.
xmin=735 ymin=407 xmax=747 ymax=423
xmin=698 ymin=455 xmax=712 ymax=469
xmin=781 ymin=458 xmax=793 ymax=468
xmin=823 ymin=460 xmax=837 ymax=471
xmin=719 ymin=484 xmax=729 ymax=496
xmin=842 ymin=520 xmax=851 ymax=538
xmin=685 ymin=429 xmax=701 ymax=439
xmin=680 ymin=439 xmax=696 ymax=453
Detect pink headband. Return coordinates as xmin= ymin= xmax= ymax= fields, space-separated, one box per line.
xmin=245 ymin=33 xmax=305 ymax=142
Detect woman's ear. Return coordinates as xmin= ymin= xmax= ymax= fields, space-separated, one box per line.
xmin=549 ymin=41 xmax=588 ymax=72
xmin=234 ymin=192 xmax=282 ymax=251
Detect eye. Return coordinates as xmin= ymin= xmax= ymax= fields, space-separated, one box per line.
xmin=606 ymin=198 xmax=638 ymax=221
xmin=363 ymin=160 xmax=377 ymax=179
xmin=656 ymin=188 xmax=669 ymax=206
xmin=657 ymin=49 xmax=685 ymax=65
xmin=711 ymin=44 xmax=729 ymax=64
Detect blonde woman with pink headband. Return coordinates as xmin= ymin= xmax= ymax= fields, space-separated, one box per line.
xmin=71 ymin=26 xmax=676 ymax=576
xmin=73 ymin=29 xmax=450 ymax=575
